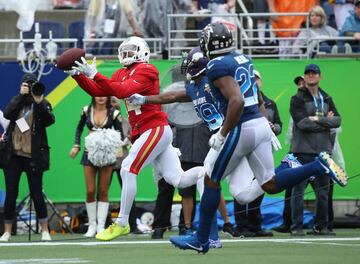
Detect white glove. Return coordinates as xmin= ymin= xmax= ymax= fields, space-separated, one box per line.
xmin=126 ymin=93 xmax=146 ymax=106
xmin=271 ymin=131 xmax=282 ymax=152
xmin=64 ymin=69 xmax=80 ymax=76
xmin=73 ymin=57 xmax=98 ymax=79
xmin=209 ymin=130 xmax=226 ymax=151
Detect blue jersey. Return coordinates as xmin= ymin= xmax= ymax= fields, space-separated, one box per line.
xmin=206 ymin=51 xmax=262 ymax=123
xmin=185 ymin=76 xmax=224 ymax=132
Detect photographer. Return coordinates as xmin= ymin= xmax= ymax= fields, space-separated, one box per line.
xmin=0 ymin=73 xmax=55 ymax=242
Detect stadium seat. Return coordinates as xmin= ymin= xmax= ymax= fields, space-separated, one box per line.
xmin=68 ymin=20 xmax=84 ymax=48
xmin=22 ymin=20 xmax=65 ymax=53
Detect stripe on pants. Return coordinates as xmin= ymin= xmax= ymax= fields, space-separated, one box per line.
xmin=211 ymin=126 xmax=241 ymax=183
xmin=130 ymin=126 xmax=164 ymax=174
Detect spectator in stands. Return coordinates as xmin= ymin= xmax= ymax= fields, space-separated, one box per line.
xmin=290 ymin=64 xmax=340 ymax=236
xmin=53 ymin=0 xmax=84 ymax=9
xmin=85 ymin=0 xmax=143 ymax=54
xmin=142 ymin=0 xmax=195 ymax=58
xmin=329 ymin=0 xmax=354 ymax=30
xmin=293 ymin=5 xmax=340 ymax=57
xmin=193 ymin=0 xmax=236 ymax=30
xmin=253 ymin=0 xmax=277 ymax=50
xmin=340 ymin=0 xmax=360 ymax=52
xmin=267 ymin=0 xmax=318 ymax=56
xmin=0 ymin=73 xmax=54 ymax=242
xmin=69 ymin=96 xmax=124 ymax=237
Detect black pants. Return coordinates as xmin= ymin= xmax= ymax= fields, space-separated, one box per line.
xmin=282 ymin=188 xmax=292 ymax=227
xmin=178 ymin=162 xmax=198 ymax=228
xmin=3 ymin=155 xmax=47 ymax=222
xmin=112 ymin=170 xmax=137 ymax=232
xmin=234 ymin=194 xmax=264 ymax=232
xmin=152 ymin=178 xmax=175 ymax=230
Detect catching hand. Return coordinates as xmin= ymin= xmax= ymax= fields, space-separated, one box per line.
xmin=209 ymin=130 xmax=225 ymax=151
xmin=126 ymin=93 xmax=146 ymax=106
xmin=270 ymin=131 xmax=282 ymax=152
xmin=73 ymin=57 xmax=98 ymax=79
xmin=64 ymin=69 xmax=80 ymax=76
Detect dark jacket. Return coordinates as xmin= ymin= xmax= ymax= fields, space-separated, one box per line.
xmin=262 ymin=92 xmax=282 ymax=136
xmin=290 ymin=87 xmax=340 ymax=154
xmin=2 ymin=94 xmax=55 ymax=171
xmin=173 ymin=123 xmax=211 ymax=164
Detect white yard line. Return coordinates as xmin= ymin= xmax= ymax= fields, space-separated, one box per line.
xmin=293 ymin=241 xmax=360 ymax=247
xmin=1 ymin=237 xmax=360 ymax=247
xmin=0 ymin=258 xmax=90 ymax=264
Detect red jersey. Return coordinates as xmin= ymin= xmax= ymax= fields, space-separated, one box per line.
xmin=74 ymin=62 xmax=168 ymax=139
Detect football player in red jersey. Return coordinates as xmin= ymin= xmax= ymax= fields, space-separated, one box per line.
xmin=66 ymin=37 xmax=203 ymax=241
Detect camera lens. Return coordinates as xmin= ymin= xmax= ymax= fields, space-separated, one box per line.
xmin=31 ymin=82 xmax=45 ymax=96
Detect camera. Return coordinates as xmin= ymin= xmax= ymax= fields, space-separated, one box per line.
xmin=26 ymin=81 xmax=45 ymax=96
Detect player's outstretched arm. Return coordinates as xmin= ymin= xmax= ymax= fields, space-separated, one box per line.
xmin=127 ymin=90 xmax=191 ymax=105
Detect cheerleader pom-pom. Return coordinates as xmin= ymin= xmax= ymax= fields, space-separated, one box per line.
xmin=85 ymin=128 xmax=122 ymax=167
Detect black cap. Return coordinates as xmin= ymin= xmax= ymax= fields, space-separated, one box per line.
xmin=355 ymin=0 xmax=360 ymax=6
xmin=21 ymin=73 xmax=37 ymax=84
xmin=294 ymin=76 xmax=304 ymax=85
xmin=304 ymin=64 xmax=321 ymax=75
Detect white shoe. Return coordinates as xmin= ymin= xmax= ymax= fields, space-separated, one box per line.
xmin=84 ymin=225 xmax=97 ymax=237
xmin=41 ymin=231 xmax=52 ymax=241
xmin=0 ymin=232 xmax=11 ymax=242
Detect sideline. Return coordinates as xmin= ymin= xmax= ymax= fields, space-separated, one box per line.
xmin=1 ymin=237 xmax=360 ymax=247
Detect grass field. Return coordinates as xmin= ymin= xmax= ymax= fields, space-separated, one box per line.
xmin=0 ymin=229 xmax=360 ymax=264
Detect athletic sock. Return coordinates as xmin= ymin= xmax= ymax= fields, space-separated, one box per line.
xmin=275 ymin=160 xmax=324 ymax=191
xmin=116 ymin=169 xmax=137 ymax=227
xmin=196 ymin=187 xmax=221 ymax=244
xmin=209 ymin=215 xmax=219 ymax=240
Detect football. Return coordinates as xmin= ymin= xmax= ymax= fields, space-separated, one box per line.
xmin=56 ymin=48 xmax=85 ymax=70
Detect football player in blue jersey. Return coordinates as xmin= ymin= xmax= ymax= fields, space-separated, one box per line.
xmin=127 ymin=26 xmax=347 ymax=253
xmin=165 ymin=22 xmax=347 ymax=254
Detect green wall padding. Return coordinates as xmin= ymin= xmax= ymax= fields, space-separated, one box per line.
xmin=1 ymin=58 xmax=359 ymax=202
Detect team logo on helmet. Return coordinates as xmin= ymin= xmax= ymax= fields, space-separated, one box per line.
xmin=181 ymin=47 xmax=209 ymax=80
xmin=199 ymin=22 xmax=235 ymax=57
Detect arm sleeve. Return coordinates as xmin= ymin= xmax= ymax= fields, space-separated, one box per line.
xmin=318 ymin=97 xmax=341 ymax=128
xmin=3 ymin=95 xmax=25 ymax=121
xmin=290 ymin=95 xmax=327 ymax=132
xmin=272 ymin=103 xmax=282 ymax=135
xmin=74 ymin=112 xmax=87 ymax=145
xmin=339 ymin=18 xmax=352 ymax=36
xmin=292 ymin=30 xmax=307 ymax=54
xmin=113 ymin=113 xmax=125 ymax=140
xmin=33 ymin=100 xmax=55 ymax=128
xmin=74 ymin=65 xmax=158 ymax=99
